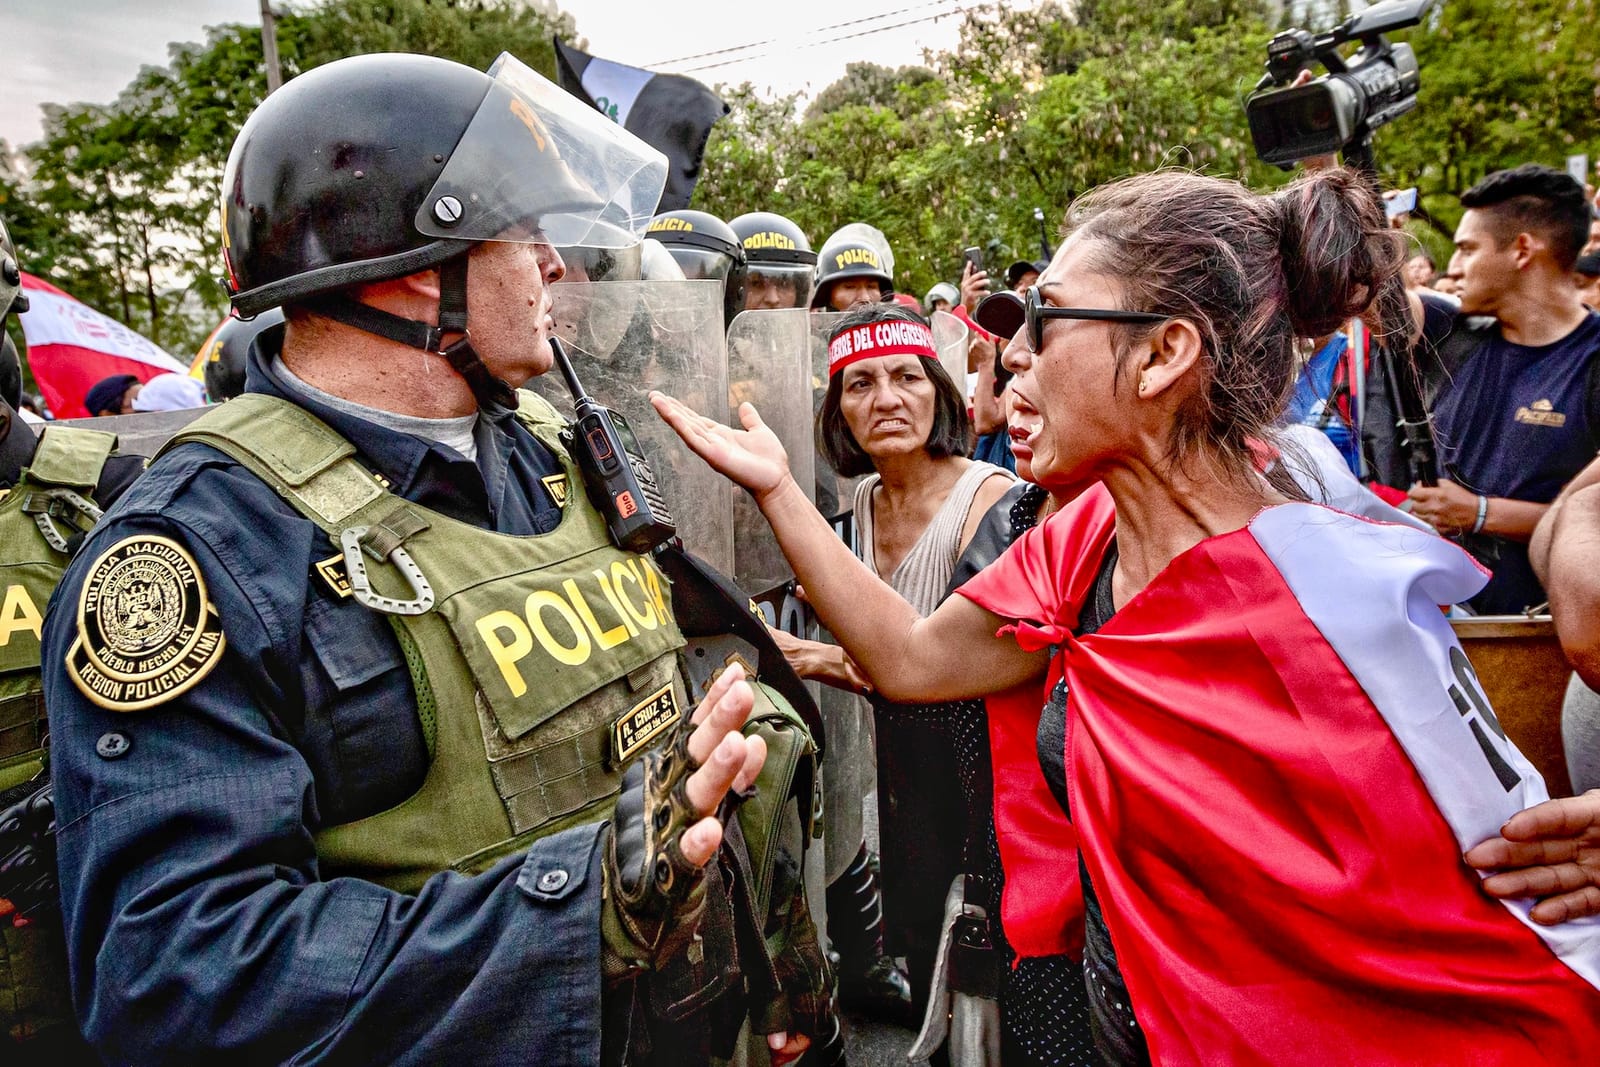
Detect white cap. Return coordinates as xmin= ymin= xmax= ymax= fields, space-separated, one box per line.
xmin=131 ymin=372 xmax=207 ymax=411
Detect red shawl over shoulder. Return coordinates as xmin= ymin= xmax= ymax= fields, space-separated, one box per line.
xmin=959 ymin=484 xmax=1600 ymax=1065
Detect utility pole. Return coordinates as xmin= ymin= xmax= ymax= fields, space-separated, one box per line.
xmin=259 ymin=0 xmax=283 ymax=94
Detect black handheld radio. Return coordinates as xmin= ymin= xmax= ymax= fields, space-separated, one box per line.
xmin=550 ymin=337 xmax=677 ymax=554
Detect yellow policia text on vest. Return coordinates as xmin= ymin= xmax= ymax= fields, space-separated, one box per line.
xmin=0 ymin=584 xmax=43 ymax=649
xmin=475 ymin=554 xmax=668 ymax=686
xmin=0 ymin=423 xmax=115 ymax=1051
xmin=158 ymin=390 xmax=692 ymax=892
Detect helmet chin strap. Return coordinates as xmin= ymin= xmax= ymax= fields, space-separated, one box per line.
xmin=303 ymin=253 xmax=517 ymax=410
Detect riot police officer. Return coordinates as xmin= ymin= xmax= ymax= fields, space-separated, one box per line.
xmin=647 ymin=209 xmax=747 ymax=327
xmin=810 ymin=232 xmax=894 ymax=312
xmin=39 ymin=53 xmax=823 ymax=1064
xmin=730 ymin=212 xmax=817 ymax=311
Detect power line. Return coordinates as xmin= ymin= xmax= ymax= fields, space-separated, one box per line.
xmin=648 ymin=0 xmax=963 ymax=70
xmin=676 ymin=2 xmax=978 ymax=75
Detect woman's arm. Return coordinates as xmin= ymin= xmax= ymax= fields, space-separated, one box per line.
xmin=767 ymin=625 xmax=872 ymax=693
xmin=653 ymin=395 xmax=1046 ymax=701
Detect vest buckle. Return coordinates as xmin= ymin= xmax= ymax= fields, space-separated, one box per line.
xmin=340 ymin=525 xmax=436 ymax=615
xmin=23 ymin=487 xmax=104 ymax=552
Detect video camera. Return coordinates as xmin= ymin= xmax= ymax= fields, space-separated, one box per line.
xmin=1245 ymin=0 xmax=1434 ymax=168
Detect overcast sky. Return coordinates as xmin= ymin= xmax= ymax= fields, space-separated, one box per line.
xmin=2 ymin=0 xmax=1003 ymax=149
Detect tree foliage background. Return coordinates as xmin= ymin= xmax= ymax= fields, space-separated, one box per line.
xmin=3 ymin=0 xmax=1599 ymax=388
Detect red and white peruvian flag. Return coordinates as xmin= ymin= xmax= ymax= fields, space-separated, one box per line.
xmin=17 ymin=272 xmax=187 ymax=418
xmin=961 ymin=486 xmax=1600 ymax=1064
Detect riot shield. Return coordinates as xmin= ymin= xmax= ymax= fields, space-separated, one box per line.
xmin=535 ymin=279 xmax=734 ymax=575
xmin=726 ymin=307 xmax=816 ymax=596
xmin=60 ymin=408 xmax=210 ymax=457
xmin=930 ymin=309 xmax=971 ymax=403
xmin=803 ymin=310 xmax=868 ymax=528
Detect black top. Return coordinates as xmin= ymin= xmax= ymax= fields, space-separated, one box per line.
xmin=1036 ymin=540 xmax=1150 ymax=1066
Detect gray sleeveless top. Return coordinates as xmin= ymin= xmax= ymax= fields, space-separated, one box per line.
xmin=853 ymin=461 xmax=1014 ymax=615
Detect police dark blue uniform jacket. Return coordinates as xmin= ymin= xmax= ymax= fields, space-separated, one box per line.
xmin=39 ymin=329 xmax=606 ymax=1064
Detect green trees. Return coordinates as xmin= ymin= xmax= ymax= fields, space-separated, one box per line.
xmin=4 ymin=0 xmax=1597 ymax=365
xmin=695 ymin=1 xmax=1287 ymax=300
xmin=4 ymin=0 xmax=574 ymax=360
xmin=695 ymin=0 xmax=1600 ymax=300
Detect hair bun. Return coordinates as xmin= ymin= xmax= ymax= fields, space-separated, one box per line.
xmin=1272 ymin=169 xmax=1407 ymax=340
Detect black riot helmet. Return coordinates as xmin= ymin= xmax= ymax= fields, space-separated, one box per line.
xmin=195 ymin=307 xmax=286 ymax=402
xmin=221 ymin=52 xmax=666 ymax=408
xmin=730 ymin=212 xmax=816 ymax=310
xmin=647 ymin=209 xmax=747 ymax=326
xmin=0 ymin=216 xmax=28 ymax=322
xmin=1 ymin=333 xmax=21 ymax=411
xmin=810 ymin=234 xmax=894 ymax=310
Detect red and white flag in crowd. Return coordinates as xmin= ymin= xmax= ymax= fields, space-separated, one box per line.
xmin=16 ymin=272 xmax=187 ymax=418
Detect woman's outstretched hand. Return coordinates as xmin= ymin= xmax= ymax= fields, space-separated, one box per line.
xmin=651 ymin=392 xmax=793 ymax=504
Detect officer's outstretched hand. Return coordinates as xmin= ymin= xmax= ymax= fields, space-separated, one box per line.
xmin=603 ymin=664 xmax=767 ymax=976
xmin=651 ymin=393 xmax=792 ymax=506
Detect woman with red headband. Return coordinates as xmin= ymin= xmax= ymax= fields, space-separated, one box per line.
xmin=780 ymin=301 xmax=1013 ymax=1041
xmin=656 ymin=168 xmax=1600 ymax=1065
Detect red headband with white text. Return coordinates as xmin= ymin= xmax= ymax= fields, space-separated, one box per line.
xmin=827 ymin=319 xmax=937 ymax=376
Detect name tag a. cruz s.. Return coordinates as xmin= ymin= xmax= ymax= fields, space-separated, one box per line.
xmin=614 ymin=682 xmax=681 ymax=762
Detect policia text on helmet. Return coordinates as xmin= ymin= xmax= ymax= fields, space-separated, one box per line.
xmin=810 ymin=234 xmax=894 ymax=312
xmin=646 ymin=209 xmax=747 ymax=327
xmin=221 ymin=52 xmax=664 ymax=412
xmin=730 ymin=212 xmax=817 ymax=311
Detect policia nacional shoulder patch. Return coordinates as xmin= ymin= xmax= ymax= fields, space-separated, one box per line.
xmin=67 ymin=535 xmax=227 ymax=712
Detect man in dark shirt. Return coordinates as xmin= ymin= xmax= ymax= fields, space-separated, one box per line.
xmin=1409 ymin=165 xmax=1600 ymax=614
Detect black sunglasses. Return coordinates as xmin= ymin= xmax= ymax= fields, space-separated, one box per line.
xmin=1021 ymin=284 xmax=1167 ymax=353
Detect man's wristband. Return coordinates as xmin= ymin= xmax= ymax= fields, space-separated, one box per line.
xmin=1472 ymin=494 xmax=1489 ymax=535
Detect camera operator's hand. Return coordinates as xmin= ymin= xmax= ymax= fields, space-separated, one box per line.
xmin=1289 ymin=70 xmax=1341 ymax=173
xmin=602 ymin=664 xmax=766 ymax=976
xmin=960 ymin=261 xmax=990 ymax=315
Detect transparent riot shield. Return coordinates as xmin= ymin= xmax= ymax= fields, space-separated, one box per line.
xmin=803 ymin=310 xmax=869 ymax=531
xmin=61 ymin=408 xmax=209 ymax=457
xmin=726 ymin=307 xmax=816 ymax=597
xmin=931 ymin=309 xmax=971 ymax=401
xmin=534 ymin=279 xmax=734 ymax=575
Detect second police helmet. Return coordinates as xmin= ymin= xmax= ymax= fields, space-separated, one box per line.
xmin=729 ymin=212 xmax=817 ymax=311
xmin=646 ymin=209 xmax=747 ymax=327
xmin=220 ymin=52 xmax=667 ymax=408
xmin=191 ymin=307 xmax=287 ymax=402
xmin=810 ymin=233 xmax=894 ymax=310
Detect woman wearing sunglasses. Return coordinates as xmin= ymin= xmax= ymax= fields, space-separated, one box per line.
xmin=654 ymin=168 xmax=1600 ymax=1065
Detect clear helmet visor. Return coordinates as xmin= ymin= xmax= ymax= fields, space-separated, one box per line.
xmin=743 ymin=264 xmax=815 ymax=310
xmin=555 ymin=236 xmax=644 ymax=283
xmin=662 ymin=246 xmax=735 ymax=284
xmin=415 ymin=53 xmax=667 ymax=248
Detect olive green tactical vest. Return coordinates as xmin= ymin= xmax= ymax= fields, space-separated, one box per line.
xmin=0 ymin=425 xmax=114 ymax=793
xmin=164 ymin=392 xmax=691 ymax=892
xmin=0 ymin=424 xmax=113 ymax=1047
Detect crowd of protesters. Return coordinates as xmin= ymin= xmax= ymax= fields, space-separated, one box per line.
xmin=5 ymin=59 xmax=1600 ymax=1067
